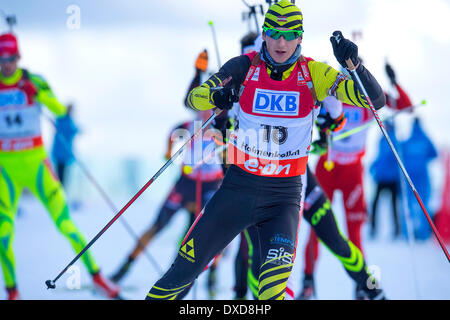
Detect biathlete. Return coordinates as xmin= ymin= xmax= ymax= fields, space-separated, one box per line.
xmin=110 ymin=110 xmax=224 ymax=282
xmin=244 ymin=165 xmax=386 ymax=300
xmin=111 ymin=52 xmax=225 ymax=298
xmin=145 ymin=0 xmax=385 ymax=300
xmin=0 ymin=33 xmax=119 ymax=300
xmin=300 ymin=61 xmax=414 ymax=298
xmin=301 ymin=91 xmax=374 ymax=299
xmin=234 ymin=95 xmax=385 ymax=300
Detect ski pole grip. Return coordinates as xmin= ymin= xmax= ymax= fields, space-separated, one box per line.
xmin=332 ymin=31 xmax=342 ymax=44
xmin=346 ymin=59 xmax=357 ymax=71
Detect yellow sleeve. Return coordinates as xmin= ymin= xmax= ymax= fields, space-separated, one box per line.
xmin=30 ymin=74 xmax=67 ymax=117
xmin=308 ymin=61 xmax=369 ymax=109
xmin=186 ymin=84 xmax=216 ymax=111
xmin=186 ymin=71 xmax=229 ymax=111
xmin=187 ymin=54 xmax=251 ymax=111
xmin=36 ymin=91 xmax=67 ymax=117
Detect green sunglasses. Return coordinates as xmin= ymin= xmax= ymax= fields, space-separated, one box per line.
xmin=263 ymin=27 xmax=303 ymax=41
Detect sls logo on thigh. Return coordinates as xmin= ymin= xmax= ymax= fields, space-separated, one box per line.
xmin=252 ymin=89 xmax=299 ymax=116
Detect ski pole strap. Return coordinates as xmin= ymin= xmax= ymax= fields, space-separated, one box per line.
xmin=242 ymin=53 xmax=261 ymax=87
xmin=298 ymin=55 xmax=318 ymax=105
xmin=328 ymin=72 xmax=347 ymax=97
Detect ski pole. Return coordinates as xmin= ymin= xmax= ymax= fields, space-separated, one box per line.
xmin=45 ymin=109 xmax=223 ymax=289
xmin=208 ymin=21 xmax=222 ymax=69
xmin=242 ymin=0 xmax=263 ymax=36
xmin=0 ymin=10 xmax=17 ymax=32
xmin=44 ymin=114 xmax=163 ymax=275
xmin=394 ymin=123 xmax=421 ymax=299
xmin=182 ymin=144 xmax=227 ymax=175
xmin=332 ymin=31 xmax=450 ymax=263
xmin=311 ymin=101 xmax=426 ymax=155
xmin=332 ymin=100 xmax=426 ymax=143
xmin=324 ymin=131 xmax=335 ymax=171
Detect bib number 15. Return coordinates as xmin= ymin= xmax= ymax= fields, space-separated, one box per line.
xmin=260 ymin=124 xmax=288 ymax=145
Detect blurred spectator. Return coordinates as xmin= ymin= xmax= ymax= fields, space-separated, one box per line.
xmin=51 ymin=103 xmax=79 ymax=186
xmin=369 ymin=120 xmax=401 ymax=239
xmin=400 ymin=117 xmax=438 ymax=240
xmin=369 ymin=62 xmax=417 ymax=240
xmin=384 ymin=62 xmax=413 ymax=111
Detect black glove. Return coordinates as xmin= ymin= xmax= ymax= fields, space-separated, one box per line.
xmin=385 ymin=63 xmax=396 ymax=85
xmin=316 ymin=112 xmax=346 ymax=133
xmin=210 ymin=85 xmax=239 ymax=110
xmin=330 ymin=31 xmax=359 ymax=70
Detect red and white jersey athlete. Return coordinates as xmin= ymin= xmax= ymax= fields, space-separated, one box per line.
xmin=329 ymin=102 xmax=372 ymax=165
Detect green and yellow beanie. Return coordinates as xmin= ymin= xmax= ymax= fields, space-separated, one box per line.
xmin=263 ymin=0 xmax=303 ymax=31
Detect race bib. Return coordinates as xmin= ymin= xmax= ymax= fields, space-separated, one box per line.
xmin=252 ymin=89 xmax=300 ymax=117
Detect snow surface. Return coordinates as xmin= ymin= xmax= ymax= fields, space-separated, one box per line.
xmin=2 ymin=161 xmax=449 ymax=300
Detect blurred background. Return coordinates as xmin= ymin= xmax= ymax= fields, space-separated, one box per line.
xmin=1 ymin=0 xmax=449 ymax=199
xmin=0 ymin=0 xmax=449 ymax=300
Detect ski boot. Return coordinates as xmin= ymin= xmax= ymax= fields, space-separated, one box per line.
xmin=110 ymin=257 xmax=134 ymax=283
xmin=6 ymin=286 xmax=20 ymax=300
xmin=92 ymin=271 xmax=121 ymax=299
xmin=355 ymin=283 xmax=386 ymax=300
xmin=296 ymin=274 xmax=316 ymax=300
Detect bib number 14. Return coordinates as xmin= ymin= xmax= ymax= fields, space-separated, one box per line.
xmin=4 ymin=113 xmax=23 ymax=127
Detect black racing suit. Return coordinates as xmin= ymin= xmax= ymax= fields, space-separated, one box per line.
xmin=146 ymin=49 xmax=385 ymax=300
xmin=245 ymin=166 xmax=376 ymax=298
xmin=147 ymin=164 xmax=302 ymax=300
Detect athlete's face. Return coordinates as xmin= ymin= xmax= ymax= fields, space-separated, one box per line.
xmin=0 ymin=56 xmax=19 ymax=77
xmin=263 ymin=28 xmax=302 ymax=64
